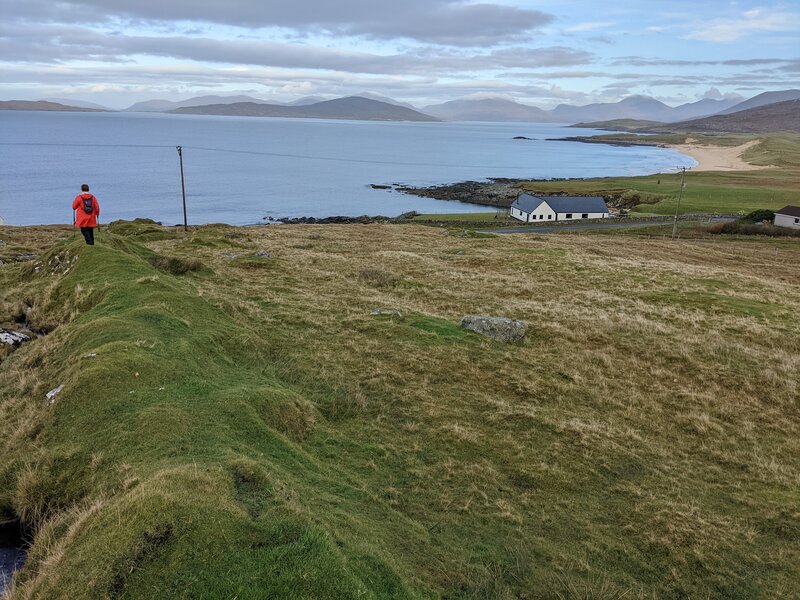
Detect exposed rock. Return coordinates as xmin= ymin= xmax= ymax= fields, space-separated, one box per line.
xmin=513 ymin=136 xmax=533 ymax=140
xmin=252 ymin=251 xmax=271 ymax=258
xmin=46 ymin=385 xmax=64 ymax=404
xmin=222 ymin=252 xmax=244 ymax=259
xmin=0 ymin=329 xmax=30 ymax=347
xmin=396 ymin=179 xmax=527 ymax=208
xmin=276 ymin=215 xmax=392 ymax=225
xmin=14 ymin=253 xmax=39 ymax=262
xmin=460 ymin=315 xmax=528 ymax=343
xmin=45 ymin=252 xmax=78 ymax=274
xmin=370 ymin=309 xmax=402 ymax=317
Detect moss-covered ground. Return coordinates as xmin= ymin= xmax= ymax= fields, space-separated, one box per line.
xmin=1 ymin=221 xmax=798 ymax=598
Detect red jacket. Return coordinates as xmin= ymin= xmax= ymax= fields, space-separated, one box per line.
xmin=73 ymin=193 xmax=100 ymax=228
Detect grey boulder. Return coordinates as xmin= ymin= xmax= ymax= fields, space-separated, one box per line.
xmin=370 ymin=309 xmax=402 ymax=317
xmin=460 ymin=315 xmax=527 ymax=343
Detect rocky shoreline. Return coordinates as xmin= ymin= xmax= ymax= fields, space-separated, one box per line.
xmin=386 ymin=178 xmax=537 ymax=208
xmin=378 ymin=177 xmax=646 ymax=210
xmin=274 ymin=214 xmax=398 ymax=225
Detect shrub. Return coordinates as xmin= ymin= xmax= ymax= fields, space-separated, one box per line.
xmin=738 ymin=209 xmax=776 ymax=224
xmin=707 ymin=222 xmax=800 ymax=237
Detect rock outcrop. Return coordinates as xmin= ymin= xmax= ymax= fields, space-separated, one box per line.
xmin=460 ymin=316 xmax=527 ymax=343
xmin=0 ymin=329 xmax=30 ymax=347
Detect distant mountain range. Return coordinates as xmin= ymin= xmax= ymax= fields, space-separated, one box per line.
xmin=1 ymin=88 xmax=797 ymax=128
xmin=125 ymin=92 xmax=419 ymax=113
xmin=170 ymin=96 xmax=440 ymax=122
xmin=125 ymin=95 xmax=270 ymax=112
xmin=421 ymin=98 xmax=550 ymax=122
xmin=574 ymin=98 xmax=800 ymax=134
xmin=422 ymin=94 xmax=744 ymax=123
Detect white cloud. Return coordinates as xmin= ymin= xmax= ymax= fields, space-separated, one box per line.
xmin=686 ymin=8 xmax=800 ymax=42
xmin=1 ymin=0 xmax=554 ymax=47
xmin=566 ymin=21 xmax=615 ymax=33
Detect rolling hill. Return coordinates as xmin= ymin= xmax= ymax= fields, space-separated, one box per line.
xmin=0 ymin=100 xmax=106 ymax=112
xmin=43 ymin=98 xmax=112 ymax=111
xmin=170 ymin=96 xmax=439 ymax=122
xmin=718 ymin=89 xmax=800 ymax=115
xmin=647 ymin=99 xmax=800 ymax=133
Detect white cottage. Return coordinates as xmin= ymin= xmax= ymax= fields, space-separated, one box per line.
xmin=774 ymin=205 xmax=800 ymax=230
xmin=509 ymin=193 xmax=609 ymax=223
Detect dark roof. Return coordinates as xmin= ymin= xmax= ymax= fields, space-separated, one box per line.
xmin=511 ymin=193 xmax=547 ymax=213
xmin=511 ymin=193 xmax=608 ymax=214
xmin=776 ymin=205 xmax=800 ymax=218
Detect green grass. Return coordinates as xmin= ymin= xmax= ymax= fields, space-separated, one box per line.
xmin=0 ymin=235 xmax=427 ymax=599
xmin=413 ymin=212 xmax=512 ymax=222
xmin=1 ymin=221 xmax=799 ymax=598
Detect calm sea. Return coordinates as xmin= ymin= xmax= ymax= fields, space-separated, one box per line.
xmin=0 ymin=111 xmax=695 ymax=226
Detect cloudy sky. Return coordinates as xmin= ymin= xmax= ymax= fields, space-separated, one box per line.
xmin=1 ymin=0 xmax=798 ymax=109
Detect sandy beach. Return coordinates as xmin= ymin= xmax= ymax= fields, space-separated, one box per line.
xmin=669 ymin=139 xmax=766 ymax=172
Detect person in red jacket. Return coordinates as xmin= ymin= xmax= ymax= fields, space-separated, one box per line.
xmin=72 ymin=184 xmax=100 ymax=245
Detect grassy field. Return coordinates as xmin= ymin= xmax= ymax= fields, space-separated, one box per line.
xmin=520 ymin=133 xmax=800 ymax=216
xmin=1 ymin=221 xmax=799 ymax=598
xmin=413 ymin=212 xmax=513 ymax=222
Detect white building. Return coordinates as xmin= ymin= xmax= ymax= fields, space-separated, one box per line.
xmin=774 ymin=205 xmax=800 ymax=230
xmin=509 ymin=193 xmax=609 ymax=223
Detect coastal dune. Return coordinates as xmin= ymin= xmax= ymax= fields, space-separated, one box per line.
xmin=669 ymin=139 xmax=766 ymax=172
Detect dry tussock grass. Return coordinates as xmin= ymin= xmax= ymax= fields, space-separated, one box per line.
xmin=9 ymin=498 xmax=107 ymax=599
xmin=159 ymin=222 xmax=798 ymax=587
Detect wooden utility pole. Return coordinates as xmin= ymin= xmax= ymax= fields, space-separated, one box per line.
xmin=176 ymin=146 xmax=188 ymax=231
xmin=671 ymin=166 xmax=686 ymax=241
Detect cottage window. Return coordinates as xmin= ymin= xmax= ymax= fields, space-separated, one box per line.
xmin=566 ymin=213 xmax=573 ymax=219
xmin=548 ymin=214 xmax=553 ymax=220
xmin=582 ymin=213 xmax=588 ymax=219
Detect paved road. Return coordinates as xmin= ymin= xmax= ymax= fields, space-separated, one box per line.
xmin=482 ymin=219 xmax=678 ymax=234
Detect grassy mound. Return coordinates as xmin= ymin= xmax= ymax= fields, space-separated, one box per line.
xmin=1 ymin=223 xmax=799 ymax=598
xmin=0 ymin=235 xmax=422 ymax=599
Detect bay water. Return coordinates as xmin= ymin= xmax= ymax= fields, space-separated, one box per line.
xmin=0 ymin=111 xmax=695 ymax=226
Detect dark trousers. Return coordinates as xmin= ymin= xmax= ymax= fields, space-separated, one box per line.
xmin=80 ymin=227 xmax=95 ymax=245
